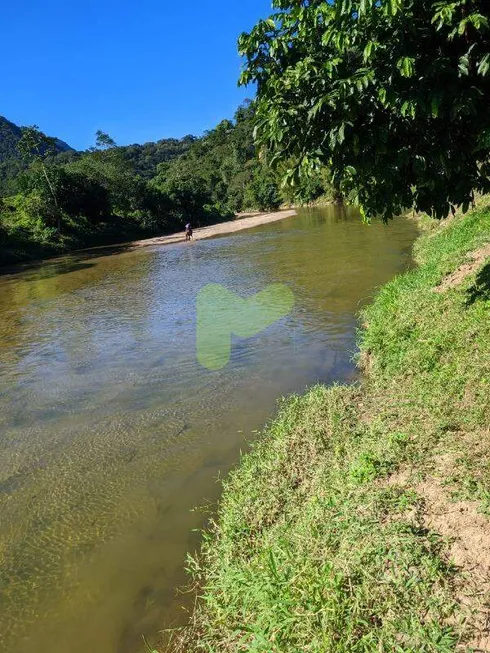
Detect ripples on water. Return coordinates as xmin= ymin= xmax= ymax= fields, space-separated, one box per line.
xmin=0 ymin=206 xmax=418 ymax=653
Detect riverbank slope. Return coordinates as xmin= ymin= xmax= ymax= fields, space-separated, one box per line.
xmin=176 ymin=200 xmax=490 ymax=651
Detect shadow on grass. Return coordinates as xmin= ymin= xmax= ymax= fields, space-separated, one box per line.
xmin=466 ymin=261 xmax=490 ymax=306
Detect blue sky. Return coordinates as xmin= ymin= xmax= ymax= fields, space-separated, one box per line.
xmin=1 ymin=0 xmax=273 ymax=150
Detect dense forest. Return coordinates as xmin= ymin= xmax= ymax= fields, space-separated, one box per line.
xmin=0 ymin=102 xmax=333 ymax=266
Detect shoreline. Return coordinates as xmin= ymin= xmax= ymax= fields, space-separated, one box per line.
xmin=0 ymin=209 xmax=297 ymax=274
xmin=126 ymin=209 xmax=297 ymax=250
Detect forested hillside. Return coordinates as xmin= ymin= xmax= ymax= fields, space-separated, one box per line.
xmin=0 ymin=116 xmax=195 ymax=192
xmin=0 ymin=102 xmax=333 ymax=266
xmin=0 ymin=116 xmax=73 ymax=194
xmin=119 ymin=135 xmax=196 ymax=178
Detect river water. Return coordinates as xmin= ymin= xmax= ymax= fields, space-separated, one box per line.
xmin=0 ymin=206 xmax=418 ymax=653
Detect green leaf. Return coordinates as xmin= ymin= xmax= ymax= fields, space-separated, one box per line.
xmin=338 ymin=123 xmax=345 ymax=144
xmin=469 ymin=13 xmax=488 ymax=32
xmin=363 ymin=41 xmax=374 ymax=63
xmin=478 ymin=53 xmax=490 ymax=77
xmin=397 ymin=57 xmax=415 ymax=78
xmin=458 ymin=54 xmax=470 ymax=76
xmin=458 ymin=18 xmax=468 ymax=36
xmin=431 ymin=96 xmax=440 ymax=118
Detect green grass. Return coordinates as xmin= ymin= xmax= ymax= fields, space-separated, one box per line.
xmin=173 ymin=200 xmax=490 ymax=652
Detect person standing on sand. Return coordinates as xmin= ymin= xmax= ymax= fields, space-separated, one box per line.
xmin=185 ymin=223 xmax=193 ymax=241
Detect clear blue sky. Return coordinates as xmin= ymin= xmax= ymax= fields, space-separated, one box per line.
xmin=1 ymin=0 xmax=273 ymax=150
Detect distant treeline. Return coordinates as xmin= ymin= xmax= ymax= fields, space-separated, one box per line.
xmin=0 ymin=102 xmax=335 ymax=266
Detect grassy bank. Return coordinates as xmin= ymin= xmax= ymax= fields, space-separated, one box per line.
xmin=175 ymin=201 xmax=490 ymax=651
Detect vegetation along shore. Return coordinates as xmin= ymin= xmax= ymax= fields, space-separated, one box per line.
xmin=0 ymin=104 xmax=334 ymax=268
xmin=174 ymin=199 xmax=490 ymax=651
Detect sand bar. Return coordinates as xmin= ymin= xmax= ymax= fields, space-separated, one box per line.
xmin=129 ymin=209 xmax=297 ymax=249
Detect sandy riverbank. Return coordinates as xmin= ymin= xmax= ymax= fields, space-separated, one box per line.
xmin=129 ymin=209 xmax=297 ymax=249
xmin=0 ymin=210 xmax=298 ymax=273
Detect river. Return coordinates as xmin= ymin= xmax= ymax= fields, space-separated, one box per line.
xmin=0 ymin=206 xmax=418 ymax=653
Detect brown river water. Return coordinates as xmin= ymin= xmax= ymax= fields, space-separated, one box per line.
xmin=0 ymin=206 xmax=418 ymax=652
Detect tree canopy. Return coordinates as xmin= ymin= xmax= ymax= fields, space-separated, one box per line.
xmin=239 ymin=0 xmax=490 ymax=219
xmin=151 ymin=102 xmax=286 ymax=214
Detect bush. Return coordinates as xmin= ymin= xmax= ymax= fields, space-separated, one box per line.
xmin=246 ymin=176 xmax=281 ymax=211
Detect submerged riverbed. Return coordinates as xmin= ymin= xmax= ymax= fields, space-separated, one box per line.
xmin=0 ymin=206 xmax=418 ymax=653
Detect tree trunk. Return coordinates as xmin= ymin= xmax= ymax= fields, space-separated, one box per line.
xmin=41 ymin=163 xmax=61 ymax=231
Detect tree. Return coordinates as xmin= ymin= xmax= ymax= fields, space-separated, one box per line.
xmin=244 ymin=165 xmax=282 ymax=210
xmin=55 ymin=170 xmax=111 ymax=224
xmin=16 ymin=126 xmax=62 ymax=228
xmin=239 ymin=0 xmax=490 ymax=220
xmin=153 ymin=162 xmax=213 ymax=220
xmin=16 ymin=165 xmax=111 ymax=226
xmin=71 ymin=131 xmax=137 ymax=215
xmin=93 ymin=130 xmax=117 ymax=151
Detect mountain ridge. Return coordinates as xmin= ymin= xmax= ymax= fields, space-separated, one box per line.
xmin=0 ymin=115 xmax=195 ymax=190
xmin=0 ymin=115 xmax=73 ymax=161
xmin=0 ymin=116 xmax=75 ymax=192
